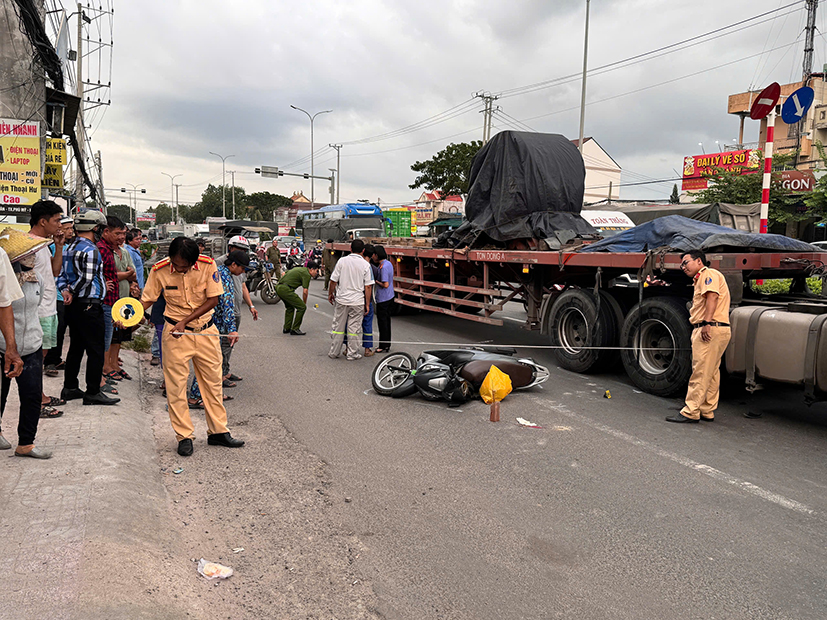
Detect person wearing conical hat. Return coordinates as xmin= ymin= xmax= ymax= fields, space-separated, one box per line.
xmin=0 ymin=229 xmax=54 ymax=458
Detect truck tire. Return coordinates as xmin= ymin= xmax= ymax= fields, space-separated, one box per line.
xmin=620 ymin=296 xmax=692 ymax=397
xmin=547 ymin=289 xmax=619 ymax=373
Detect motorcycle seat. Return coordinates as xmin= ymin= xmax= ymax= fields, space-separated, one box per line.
xmin=459 ymin=360 xmax=533 ymax=387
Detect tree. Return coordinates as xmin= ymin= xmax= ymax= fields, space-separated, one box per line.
xmin=670 ymin=184 xmax=680 ymax=204
xmin=185 ymin=184 xmax=247 ymax=223
xmin=409 ymin=141 xmax=482 ymax=197
xmin=148 ymin=203 xmax=173 ymax=225
xmin=107 ymin=203 xmax=132 ymax=225
xmin=245 ymin=191 xmax=292 ymax=220
xmin=692 ymin=152 xmax=802 ymax=228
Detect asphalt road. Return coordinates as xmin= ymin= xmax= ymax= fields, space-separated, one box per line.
xmin=233 ymin=287 xmax=827 ymax=620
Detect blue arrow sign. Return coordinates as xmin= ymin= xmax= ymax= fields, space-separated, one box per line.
xmin=781 ymin=86 xmax=815 ymax=124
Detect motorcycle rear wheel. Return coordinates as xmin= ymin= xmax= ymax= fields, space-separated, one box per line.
xmin=372 ymin=352 xmax=416 ymax=396
xmin=260 ymin=283 xmax=281 ymax=305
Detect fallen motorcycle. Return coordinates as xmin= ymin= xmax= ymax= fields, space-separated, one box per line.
xmin=371 ymin=348 xmax=549 ymax=406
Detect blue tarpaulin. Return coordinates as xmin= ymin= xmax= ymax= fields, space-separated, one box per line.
xmin=578 ymin=215 xmax=820 ymax=253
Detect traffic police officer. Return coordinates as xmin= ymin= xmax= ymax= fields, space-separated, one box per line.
xmin=667 ymin=249 xmax=731 ymax=424
xmin=141 ymin=237 xmax=244 ymax=455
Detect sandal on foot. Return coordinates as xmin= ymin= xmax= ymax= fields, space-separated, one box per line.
xmin=44 ymin=365 xmax=59 ymax=377
xmin=101 ymin=383 xmax=118 ymax=395
xmin=40 ymin=405 xmax=64 ymax=419
xmin=222 ymin=379 xmax=237 ymax=388
xmin=223 ymin=394 xmax=234 ymax=401
xmin=228 ymin=373 xmax=243 ymax=381
xmin=118 ymin=369 xmax=132 ymax=381
xmin=106 ymin=371 xmax=122 ymax=382
xmin=188 ymin=399 xmax=204 ymax=410
xmin=44 ymin=396 xmax=66 ymax=407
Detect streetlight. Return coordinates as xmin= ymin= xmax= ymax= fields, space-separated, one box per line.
xmin=120 ymin=183 xmax=145 ymax=226
xmin=161 ymin=172 xmax=182 ymax=223
xmin=698 ymin=142 xmax=706 ymax=154
xmin=290 ymin=105 xmax=332 ymax=206
xmin=209 ymin=152 xmax=235 ymax=218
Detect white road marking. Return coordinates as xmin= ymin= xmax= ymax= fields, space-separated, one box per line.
xmin=504 ymin=317 xmax=524 ymax=323
xmin=530 ymin=397 xmax=815 ymax=516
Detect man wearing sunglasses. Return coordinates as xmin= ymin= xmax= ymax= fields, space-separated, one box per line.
xmin=667 ymin=249 xmax=731 ymax=424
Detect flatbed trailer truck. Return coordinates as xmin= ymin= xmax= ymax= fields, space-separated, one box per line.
xmin=333 ymin=241 xmax=827 ymax=400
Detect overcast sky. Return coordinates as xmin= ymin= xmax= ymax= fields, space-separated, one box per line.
xmin=84 ymin=0 xmax=821 ymax=211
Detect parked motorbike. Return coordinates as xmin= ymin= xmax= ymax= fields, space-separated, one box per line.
xmin=246 ymin=261 xmax=281 ymax=305
xmin=371 ymin=347 xmax=549 ymax=406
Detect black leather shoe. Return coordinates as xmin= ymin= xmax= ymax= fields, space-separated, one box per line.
xmin=83 ymin=392 xmax=120 ymax=406
xmin=177 ymin=438 xmax=193 ymax=456
xmin=61 ymin=387 xmax=85 ymax=401
xmin=665 ymin=413 xmax=698 ymax=423
xmin=700 ymin=416 xmax=715 ymax=422
xmin=207 ymin=432 xmax=245 ymax=448
xmin=283 ymin=328 xmax=291 ymax=334
xmin=290 ymin=329 xmax=306 ymax=336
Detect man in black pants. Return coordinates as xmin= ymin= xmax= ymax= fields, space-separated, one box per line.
xmin=55 ymin=210 xmax=119 ymax=406
xmin=44 ymin=216 xmax=75 ymax=373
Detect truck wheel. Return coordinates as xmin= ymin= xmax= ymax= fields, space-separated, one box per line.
xmin=260 ymin=284 xmax=281 ymax=305
xmin=620 ymin=296 xmax=692 ymax=397
xmin=547 ymin=289 xmax=619 ymax=373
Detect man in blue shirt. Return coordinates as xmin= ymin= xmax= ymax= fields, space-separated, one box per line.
xmin=125 ymin=230 xmax=144 ymax=289
xmin=55 ymin=210 xmax=119 ymax=406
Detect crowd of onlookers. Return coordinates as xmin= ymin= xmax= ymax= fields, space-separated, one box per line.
xmin=0 ymin=201 xmax=150 ymax=459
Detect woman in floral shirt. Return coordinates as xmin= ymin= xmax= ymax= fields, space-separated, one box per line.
xmin=188 ymin=251 xmax=249 ymax=406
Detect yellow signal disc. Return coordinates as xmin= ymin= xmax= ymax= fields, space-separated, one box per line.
xmin=111 ymin=297 xmax=144 ymax=328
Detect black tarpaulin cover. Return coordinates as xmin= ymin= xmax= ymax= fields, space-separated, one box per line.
xmin=435 ymin=131 xmax=596 ymax=248
xmin=578 ymin=215 xmax=820 ymax=253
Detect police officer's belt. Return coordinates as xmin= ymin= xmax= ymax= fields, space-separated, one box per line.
xmin=692 ymin=321 xmax=730 ymax=329
xmin=165 ymin=316 xmax=215 ymax=332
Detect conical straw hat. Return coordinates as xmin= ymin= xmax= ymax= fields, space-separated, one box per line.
xmin=0 ymin=227 xmax=51 ymax=262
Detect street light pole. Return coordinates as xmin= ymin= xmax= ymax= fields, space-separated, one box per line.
xmin=291 ymin=105 xmax=332 ymax=206
xmin=577 ymin=0 xmax=590 ymax=157
xmin=209 ymin=152 xmax=234 ymax=218
xmin=120 ymin=183 xmax=145 ymax=227
xmin=161 ymin=172 xmax=182 ymax=223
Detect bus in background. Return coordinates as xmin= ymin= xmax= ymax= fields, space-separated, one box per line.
xmin=298 ymin=203 xmax=386 ymax=244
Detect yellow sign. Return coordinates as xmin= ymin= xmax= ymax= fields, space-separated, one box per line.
xmin=43 ymin=163 xmax=63 ymax=189
xmin=46 ymin=137 xmax=66 ymax=165
xmin=0 ymin=118 xmax=41 ymax=208
xmin=111 ymin=297 xmax=145 ymax=328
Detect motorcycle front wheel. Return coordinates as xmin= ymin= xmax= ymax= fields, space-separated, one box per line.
xmin=372 ymin=352 xmax=415 ymax=396
xmin=260 ymin=283 xmax=281 ymax=305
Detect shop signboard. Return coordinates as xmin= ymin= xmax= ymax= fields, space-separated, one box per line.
xmin=0 ymin=118 xmax=41 ymax=213
xmin=681 ymin=149 xmax=762 ymax=191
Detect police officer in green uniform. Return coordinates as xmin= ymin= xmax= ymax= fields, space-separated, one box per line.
xmin=277 ymin=260 xmax=319 ymax=336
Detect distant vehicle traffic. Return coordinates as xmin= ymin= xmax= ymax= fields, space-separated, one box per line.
xmin=298 ymin=203 xmax=385 ymax=243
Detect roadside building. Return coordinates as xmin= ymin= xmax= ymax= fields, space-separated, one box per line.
xmin=571 ymin=137 xmax=622 ymax=204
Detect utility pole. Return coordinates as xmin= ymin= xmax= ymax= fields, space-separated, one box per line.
xmin=475 ymin=93 xmax=499 ymax=144
xmin=174 ymin=184 xmax=181 ymax=223
xmin=329 ymin=143 xmax=342 ymax=203
xmin=803 ymin=0 xmax=819 ymax=84
xmin=95 ymin=151 xmax=105 ymax=211
xmin=75 ymin=3 xmax=85 ymax=207
xmin=230 ymin=170 xmax=236 ymax=219
xmin=578 ymin=0 xmax=591 ymax=156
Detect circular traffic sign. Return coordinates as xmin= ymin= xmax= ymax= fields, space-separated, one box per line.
xmin=781 ymin=86 xmax=815 ymax=124
xmin=750 ymin=82 xmax=781 ymax=120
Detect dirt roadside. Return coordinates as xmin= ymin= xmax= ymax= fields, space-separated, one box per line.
xmin=142 ymin=359 xmax=382 ymax=619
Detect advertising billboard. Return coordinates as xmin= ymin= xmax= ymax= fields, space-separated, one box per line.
xmin=682 ymin=149 xmax=761 ymax=191
xmin=0 ymin=118 xmax=41 ymax=212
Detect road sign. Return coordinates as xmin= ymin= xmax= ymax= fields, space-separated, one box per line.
xmin=258 ymin=165 xmax=281 ymax=178
xmin=781 ymin=86 xmax=815 ymax=124
xmin=750 ymin=82 xmax=781 ymax=120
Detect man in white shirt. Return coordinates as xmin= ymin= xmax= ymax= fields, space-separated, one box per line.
xmin=0 ymin=246 xmax=24 ymax=379
xmin=328 ymin=239 xmax=374 ymax=361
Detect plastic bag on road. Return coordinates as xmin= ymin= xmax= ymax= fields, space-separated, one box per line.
xmin=197 ymin=558 xmax=233 ymax=580
xmin=480 ymin=365 xmax=512 ymax=404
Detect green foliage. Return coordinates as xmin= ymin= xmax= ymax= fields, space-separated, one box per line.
xmin=669 ymin=184 xmax=679 ymax=204
xmin=184 ymin=184 xmax=247 ymax=223
xmin=121 ymin=325 xmax=151 ymax=353
xmin=692 ymin=152 xmax=803 ymax=227
xmin=148 ymin=203 xmax=173 ymax=225
xmin=106 ymin=203 xmax=132 ymax=225
xmin=409 ymin=141 xmax=482 ymax=197
xmin=751 ymin=277 xmax=823 ymax=295
xmin=245 ymin=191 xmax=292 ymax=219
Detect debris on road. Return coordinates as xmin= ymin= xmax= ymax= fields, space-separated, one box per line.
xmin=173 ymin=467 xmax=184 ymax=475
xmin=516 ymin=417 xmax=542 ymax=429
xmin=232 ymin=547 xmax=244 ymax=554
xmin=604 ymin=390 xmax=611 ymax=399
xmin=196 ymin=559 xmax=234 ymax=580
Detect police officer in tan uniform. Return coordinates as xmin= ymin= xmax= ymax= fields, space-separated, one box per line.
xmin=141 ymin=237 xmax=244 ymax=455
xmin=667 ymin=249 xmax=731 ymax=424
